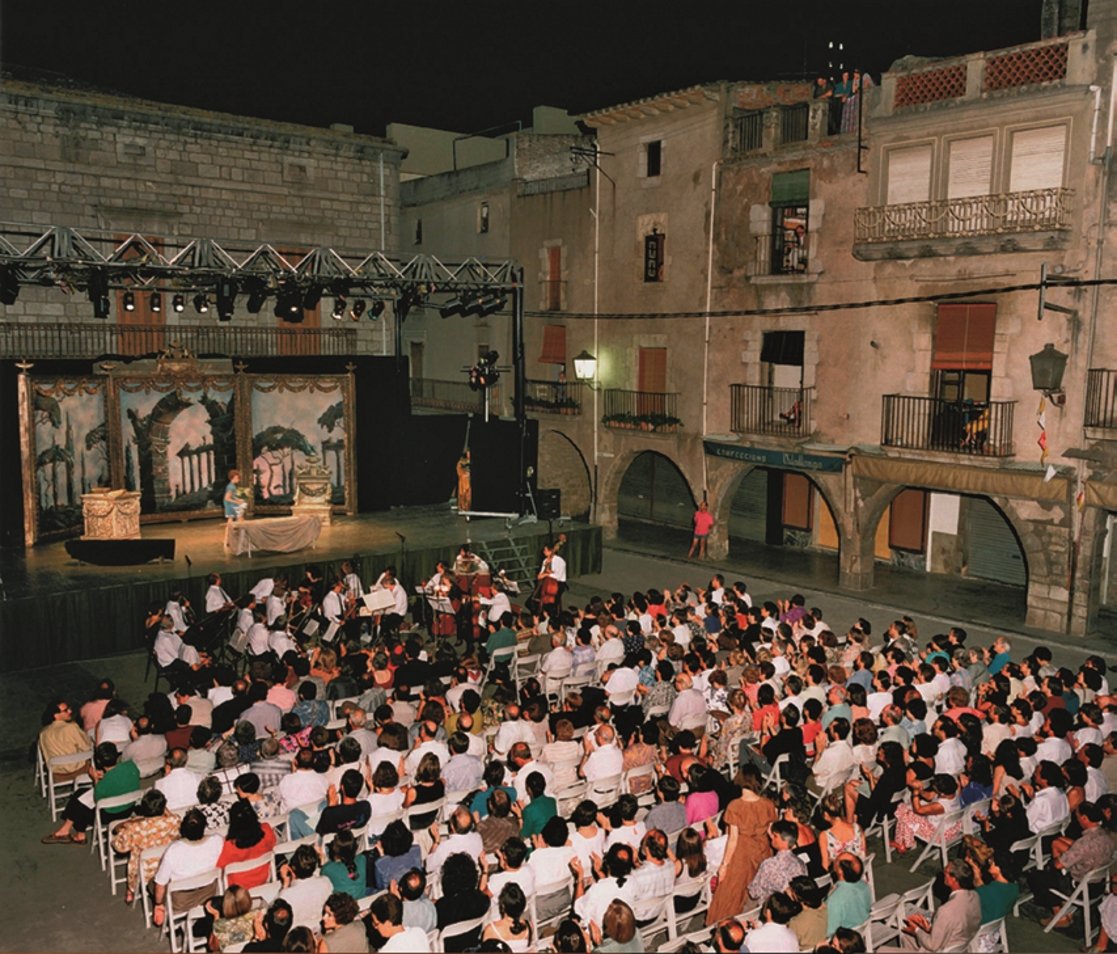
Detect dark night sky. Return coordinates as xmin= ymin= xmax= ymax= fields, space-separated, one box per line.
xmin=1 ymin=0 xmax=1046 ymax=137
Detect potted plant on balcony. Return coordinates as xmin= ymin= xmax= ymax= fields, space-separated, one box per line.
xmin=602 ymin=412 xmax=636 ymax=429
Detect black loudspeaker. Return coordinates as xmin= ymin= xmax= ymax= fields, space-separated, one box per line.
xmin=537 ymin=488 xmax=561 ymax=520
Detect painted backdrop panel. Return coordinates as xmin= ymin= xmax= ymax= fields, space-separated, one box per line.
xmin=249 ymin=377 xmax=348 ymax=508
xmin=116 ymin=377 xmax=237 ymax=515
xmin=29 ymin=377 xmax=108 ymax=536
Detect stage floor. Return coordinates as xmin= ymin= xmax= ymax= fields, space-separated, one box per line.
xmin=0 ymin=506 xmax=601 ymax=671
xmin=0 ymin=505 xmax=582 ymax=599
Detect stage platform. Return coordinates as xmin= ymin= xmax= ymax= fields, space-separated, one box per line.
xmin=0 ymin=506 xmax=602 ymax=672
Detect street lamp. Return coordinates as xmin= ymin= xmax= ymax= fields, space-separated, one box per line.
xmin=1029 ymin=343 xmax=1068 ymax=404
xmin=573 ymin=349 xmax=598 ymax=385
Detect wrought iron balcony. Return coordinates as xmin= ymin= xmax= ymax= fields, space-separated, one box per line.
xmin=854 ymin=188 xmax=1073 ymax=244
xmin=730 ymin=385 xmax=813 ymax=437
xmin=1086 ymin=369 xmax=1117 ymax=430
xmin=410 ymin=376 xmax=495 ymax=414
xmin=881 ymin=394 xmax=1015 ymax=457
xmin=524 ymin=378 xmax=583 ymax=415
xmin=0 ymin=321 xmax=358 ymax=359
xmin=602 ymin=389 xmax=680 ymax=432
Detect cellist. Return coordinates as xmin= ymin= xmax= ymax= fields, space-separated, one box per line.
xmin=537 ymin=541 xmax=567 ymax=613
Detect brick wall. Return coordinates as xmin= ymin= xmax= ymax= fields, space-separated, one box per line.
xmin=0 ymin=80 xmax=404 ymax=352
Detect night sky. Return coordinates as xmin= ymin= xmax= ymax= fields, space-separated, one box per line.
xmin=2 ymin=0 xmax=1045 ymax=137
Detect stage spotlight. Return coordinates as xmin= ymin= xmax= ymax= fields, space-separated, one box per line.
xmin=172 ymin=293 xmax=185 ymax=313
xmin=88 ymin=270 xmax=110 ymax=318
xmin=368 ymin=299 xmax=385 ymax=319
xmin=440 ymin=297 xmax=464 ymax=319
xmin=150 ymin=291 xmax=162 ymax=313
xmin=0 ymin=267 xmax=20 ymax=305
xmin=275 ymin=282 xmax=303 ymax=322
xmin=193 ymin=293 xmax=209 ymax=314
xmin=479 ymin=294 xmax=506 ymax=316
xmin=245 ymin=279 xmax=267 ymax=314
xmin=215 ymin=278 xmax=237 ymax=321
xmin=123 ymin=290 xmax=136 ymax=312
xmin=331 ymin=295 xmax=347 ymax=320
xmin=303 ymin=284 xmax=323 ymax=309
xmin=349 ymin=298 xmax=366 ymax=320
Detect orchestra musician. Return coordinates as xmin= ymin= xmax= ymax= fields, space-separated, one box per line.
xmin=321 ymin=579 xmax=347 ymax=627
xmin=204 ymin=573 xmax=235 ymax=614
xmin=234 ymin=595 xmax=256 ymax=637
xmin=265 ymin=581 xmax=288 ymax=627
xmin=375 ymin=569 xmax=409 ymax=637
xmin=536 ymin=539 xmax=568 ymax=613
xmin=246 ymin=610 xmax=270 ymax=657
xmin=422 ymin=562 xmax=456 ymax=639
xmin=164 ymin=591 xmax=193 ymax=634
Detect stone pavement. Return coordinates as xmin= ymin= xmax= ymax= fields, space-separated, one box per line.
xmin=0 ymin=540 xmax=1104 ymax=951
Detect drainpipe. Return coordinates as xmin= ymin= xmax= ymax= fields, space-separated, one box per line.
xmin=591 ymin=140 xmax=601 ymax=523
xmin=379 ymin=153 xmax=387 ymax=356
xmin=702 ymin=158 xmax=722 ymax=499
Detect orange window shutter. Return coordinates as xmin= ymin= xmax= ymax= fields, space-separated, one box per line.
xmin=638 ymin=347 xmax=667 ymax=392
xmin=781 ymin=472 xmax=813 ymax=531
xmin=547 ymin=247 xmax=562 ymax=310
xmin=538 ymin=325 xmax=566 ymax=365
xmin=888 ymin=488 xmax=928 ymax=552
xmin=932 ymin=303 xmax=996 ymax=370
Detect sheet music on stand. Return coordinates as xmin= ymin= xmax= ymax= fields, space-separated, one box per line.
xmin=363 ymin=590 xmax=397 ymax=613
xmin=301 ymin=618 xmax=320 ymax=638
xmin=321 ymin=621 xmax=341 ymax=643
xmin=427 ymin=596 xmax=455 ymax=616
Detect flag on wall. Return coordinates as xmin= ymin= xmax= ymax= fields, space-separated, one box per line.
xmin=1036 ymin=397 xmax=1048 ymax=465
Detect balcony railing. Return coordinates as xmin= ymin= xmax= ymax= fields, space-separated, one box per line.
xmin=602 ymin=389 xmax=680 ymax=432
xmin=524 ymin=378 xmax=583 ymax=415
xmin=411 ymin=377 xmax=494 ymax=414
xmin=0 ymin=321 xmax=359 ymax=359
xmin=732 ymin=110 xmax=764 ymax=153
xmin=779 ymin=104 xmax=810 ymax=144
xmin=752 ymin=232 xmax=809 ymax=276
xmin=855 ymin=188 xmax=1073 ymax=244
xmin=881 ymin=394 xmax=1015 ymax=457
xmin=730 ymin=385 xmax=813 ymax=437
xmin=1086 ymin=369 xmax=1117 ymax=430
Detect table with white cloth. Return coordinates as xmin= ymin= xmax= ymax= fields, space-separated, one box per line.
xmin=229 ymin=515 xmax=322 ymax=556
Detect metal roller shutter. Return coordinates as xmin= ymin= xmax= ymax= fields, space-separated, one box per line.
xmin=886 ymin=144 xmax=933 ymax=204
xmin=729 ymin=468 xmax=768 ymax=543
xmin=964 ymin=497 xmax=1026 ymax=587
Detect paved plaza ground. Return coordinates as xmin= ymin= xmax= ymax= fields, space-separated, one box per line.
xmin=1 ymin=534 xmax=1109 ymax=951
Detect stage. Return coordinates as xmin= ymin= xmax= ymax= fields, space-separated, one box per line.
xmin=0 ymin=506 xmax=602 ymax=672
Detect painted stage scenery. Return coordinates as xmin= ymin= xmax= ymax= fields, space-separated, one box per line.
xmin=117 ymin=380 xmax=237 ymax=515
xmin=30 ymin=378 xmax=108 ymax=536
xmin=249 ymin=378 xmax=348 ymax=508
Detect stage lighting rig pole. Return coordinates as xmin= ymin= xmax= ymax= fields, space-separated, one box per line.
xmin=511 ymin=266 xmax=532 ymax=519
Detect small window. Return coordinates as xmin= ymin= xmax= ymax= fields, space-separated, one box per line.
xmin=643 ymin=228 xmax=665 ymax=283
xmin=645 ymin=140 xmax=662 ymax=178
xmin=889 ymin=489 xmax=928 ymax=553
xmin=478 ymin=202 xmax=490 ymax=234
xmin=770 ymin=170 xmax=810 ymax=275
xmin=414 ymin=218 xmax=423 ymax=245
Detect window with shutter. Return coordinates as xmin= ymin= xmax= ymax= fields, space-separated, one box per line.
xmin=931 ymin=303 xmax=997 ymax=371
xmin=114 ymin=234 xmax=165 ymax=355
xmin=888 ymin=488 xmax=929 ymax=553
xmin=886 ymin=144 xmax=933 ymax=204
xmin=1009 ymin=125 xmax=1066 ymax=192
xmin=545 ymin=246 xmax=562 ymax=310
xmin=538 ymin=325 xmax=566 ymax=366
xmin=638 ymin=347 xmax=667 ymax=392
xmin=947 ymin=136 xmax=994 ymax=199
xmin=643 ymin=230 xmax=665 ymax=282
xmin=781 ymin=472 xmax=813 ymax=531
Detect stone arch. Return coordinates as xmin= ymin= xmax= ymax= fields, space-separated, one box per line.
xmin=600 ymin=446 xmax=700 ymax=536
xmin=538 ymin=428 xmax=592 ymax=521
xmin=127 ymin=390 xmax=195 ymax=511
xmin=707 ymin=460 xmax=846 ymax=568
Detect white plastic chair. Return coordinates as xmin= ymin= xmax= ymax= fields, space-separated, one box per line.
xmin=909 ymin=805 xmax=965 ymax=872
xmin=46 ymin=748 xmax=93 ymax=821
xmin=34 ymin=743 xmax=46 ymax=797
xmin=530 ymin=870 xmax=575 ymax=933
xmin=165 ymin=866 xmax=221 ymax=952
xmin=138 ymin=843 xmax=167 ymax=926
xmin=1045 ymin=862 xmax=1111 ymax=946
xmin=514 ymin=653 xmax=542 ymax=692
xmin=221 ymin=851 xmax=277 ymax=888
xmin=621 ymin=763 xmax=656 ymax=802
xmin=90 ymin=789 xmax=142 ymax=869
xmin=972 ymin=916 xmax=1009 ymax=953
xmin=249 ymin=879 xmax=283 ymax=906
xmin=438 ymin=914 xmax=488 ymax=947
xmin=588 ymin=773 xmax=622 ymax=808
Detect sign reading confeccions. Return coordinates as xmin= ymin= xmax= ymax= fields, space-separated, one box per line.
xmin=703 ymin=440 xmax=845 ymax=473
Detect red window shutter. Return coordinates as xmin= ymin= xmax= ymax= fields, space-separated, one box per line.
xmin=638 ymin=347 xmax=667 ymax=392
xmin=781 ymin=472 xmax=813 ymax=531
xmin=888 ymin=488 xmax=928 ymax=552
xmin=932 ymin=303 xmax=996 ymax=370
xmin=546 ymin=247 xmax=562 ymax=310
xmin=538 ymin=324 xmax=566 ymax=365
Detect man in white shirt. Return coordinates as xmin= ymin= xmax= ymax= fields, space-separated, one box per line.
xmin=668 ymin=673 xmax=708 ymax=734
xmin=603 ymin=665 xmax=639 ymax=707
xmin=572 ymin=843 xmax=639 ymax=931
xmin=491 ymin=703 xmax=533 ymax=758
xmin=154 ymin=617 xmax=199 ymax=670
xmin=369 ymin=892 xmax=431 ymax=953
xmin=933 ymin=719 xmax=968 ymax=777
xmin=234 ymin=599 xmax=256 ymax=639
xmin=982 ymin=707 xmax=1014 ymax=757
xmin=204 ymin=573 xmax=233 ymax=614
xmin=244 ymin=613 xmax=271 ymax=657
xmin=741 ymin=893 xmax=801 ymax=953
xmin=278 ymin=844 xmax=334 ymax=930
xmin=509 ymin=742 xmax=556 ymax=802
xmin=265 ymin=588 xmax=286 ymax=626
xmin=321 ymin=579 xmax=347 ymax=625
xmin=403 ymin=720 xmax=450 ymax=777
xmin=267 ymin=624 xmax=298 ymax=659
xmin=154 ymin=748 xmax=202 ymax=810
xmin=811 ymin=718 xmax=857 ymax=795
xmin=250 ymin=576 xmax=275 ymax=601
xmin=426 ymin=807 xmax=484 ymax=875
xmin=628 ymin=830 xmax=676 ymax=904
xmin=540 ymin=632 xmax=573 ymax=696
xmin=581 ymin=725 xmax=624 ymax=783
xmin=152 ymin=808 xmax=222 ymax=924
xmin=279 ymin=747 xmax=330 ymax=813
xmin=1024 ymin=761 xmax=1071 ymax=833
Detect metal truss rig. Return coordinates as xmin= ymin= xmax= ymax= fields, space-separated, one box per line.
xmin=0 ymin=224 xmax=522 ymax=299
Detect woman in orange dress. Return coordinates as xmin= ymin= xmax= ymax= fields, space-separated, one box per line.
xmin=707 ymin=763 xmax=777 ymax=924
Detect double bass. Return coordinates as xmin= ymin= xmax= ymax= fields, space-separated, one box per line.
xmin=532 ymin=533 xmax=567 ymax=615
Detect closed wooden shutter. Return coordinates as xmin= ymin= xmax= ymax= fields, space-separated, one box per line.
xmin=781 ymin=472 xmax=813 ymax=531
xmin=1009 ymin=125 xmax=1066 ymax=192
xmin=889 ymin=488 xmax=928 ymax=552
xmin=638 ymin=347 xmax=667 ymax=392
xmin=729 ymin=468 xmax=768 ymax=543
xmin=964 ymin=497 xmax=1026 ymax=586
xmin=114 ymin=235 xmax=165 ymax=355
xmin=538 ymin=324 xmax=566 ymax=365
xmin=546 ymin=246 xmax=562 ymax=310
xmin=886 ymin=145 xmax=933 ymax=204
xmin=932 ymin=303 xmax=997 ymax=371
xmin=771 ymin=169 xmax=810 ymax=206
xmin=947 ymin=136 xmax=994 ymax=198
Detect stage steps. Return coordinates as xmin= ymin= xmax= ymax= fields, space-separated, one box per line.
xmin=477 ymin=535 xmax=537 ymax=595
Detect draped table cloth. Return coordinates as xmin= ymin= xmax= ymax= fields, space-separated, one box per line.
xmin=230 ymin=515 xmax=322 ymax=556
